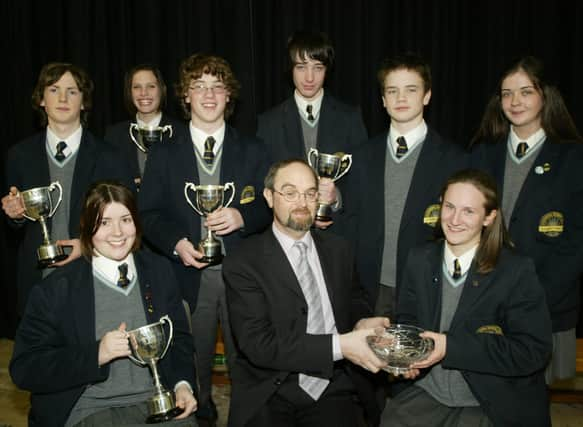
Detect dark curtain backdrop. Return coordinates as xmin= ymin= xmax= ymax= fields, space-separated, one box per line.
xmin=1 ymin=0 xmax=582 ymax=337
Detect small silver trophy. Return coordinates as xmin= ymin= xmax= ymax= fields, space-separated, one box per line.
xmin=129 ymin=123 xmax=173 ymax=153
xmin=20 ymin=182 xmax=67 ymax=267
xmin=308 ymin=148 xmax=352 ymax=221
xmin=367 ymin=324 xmax=435 ymax=375
xmin=184 ymin=182 xmax=235 ymax=265
xmin=127 ymin=315 xmax=183 ymax=423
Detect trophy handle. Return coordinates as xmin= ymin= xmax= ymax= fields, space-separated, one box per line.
xmin=333 ymin=154 xmax=353 ymax=181
xmin=20 ymin=191 xmax=36 ymax=222
xmin=161 ymin=125 xmax=173 ymax=138
xmin=184 ymin=182 xmax=204 ymax=216
xmin=307 ymin=148 xmax=319 ymax=168
xmin=47 ymin=181 xmax=63 ymax=217
xmin=129 ymin=123 xmax=147 ymax=153
xmin=158 ymin=315 xmax=173 ymax=360
xmin=223 ymin=182 xmax=236 ymax=208
xmin=128 ymin=352 xmax=146 ymax=366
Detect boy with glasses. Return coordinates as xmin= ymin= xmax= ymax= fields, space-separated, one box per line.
xmin=138 ymin=53 xmax=271 ymax=427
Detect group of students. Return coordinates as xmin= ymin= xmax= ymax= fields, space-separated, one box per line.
xmin=2 ymin=30 xmax=583 ymax=427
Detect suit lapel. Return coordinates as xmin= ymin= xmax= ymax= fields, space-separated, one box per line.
xmin=282 ymin=98 xmax=305 ymax=159
xmin=29 ymin=132 xmax=52 ymax=187
xmin=368 ymin=135 xmax=389 ymax=253
xmin=71 ymin=260 xmax=97 ymax=345
xmin=424 ymin=244 xmax=444 ymax=330
xmin=176 ymin=132 xmax=200 ymax=184
xmin=70 ymin=130 xmax=97 ymax=229
xmin=400 ymin=130 xmax=443 ymax=233
xmin=263 ymin=230 xmax=305 ymax=299
xmin=317 ymin=96 xmax=340 ymax=154
xmin=220 ymin=126 xmax=239 ymax=184
xmin=449 ymin=263 xmax=494 ymax=328
xmin=312 ymin=231 xmax=338 ymax=309
xmin=509 ymin=141 xmax=560 ymax=219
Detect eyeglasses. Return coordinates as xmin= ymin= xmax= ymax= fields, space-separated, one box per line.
xmin=273 ymin=189 xmax=319 ymax=202
xmin=188 ymin=82 xmax=227 ymax=95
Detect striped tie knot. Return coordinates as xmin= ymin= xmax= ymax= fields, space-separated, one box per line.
xmin=55 ymin=141 xmax=67 ymax=162
xmin=515 ymin=141 xmax=528 ymax=159
xmin=117 ymin=263 xmax=130 ymax=288
xmin=396 ymin=136 xmax=408 ymax=158
xmin=203 ymin=136 xmax=216 ymax=165
xmin=452 ymin=258 xmax=461 ymax=280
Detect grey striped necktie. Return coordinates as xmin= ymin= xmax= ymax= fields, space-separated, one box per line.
xmin=294 ymin=241 xmax=329 ymax=400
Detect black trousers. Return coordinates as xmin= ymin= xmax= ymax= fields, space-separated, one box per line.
xmin=245 ymin=369 xmax=366 ymax=427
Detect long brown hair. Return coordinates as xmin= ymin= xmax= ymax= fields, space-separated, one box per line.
xmin=79 ymin=181 xmax=141 ymax=259
xmin=439 ymin=169 xmax=513 ymax=274
xmin=470 ymin=56 xmax=582 ymax=146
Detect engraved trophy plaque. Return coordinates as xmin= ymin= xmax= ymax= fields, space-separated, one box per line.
xmin=127 ymin=315 xmax=183 ymax=423
xmin=129 ymin=123 xmax=173 ymax=153
xmin=184 ymin=182 xmax=235 ymax=265
xmin=20 ymin=182 xmax=67 ymax=267
xmin=307 ymin=148 xmax=352 ymax=221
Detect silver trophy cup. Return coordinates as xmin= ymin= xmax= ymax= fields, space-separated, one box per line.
xmin=129 ymin=123 xmax=173 ymax=153
xmin=307 ymin=148 xmax=353 ymax=221
xmin=184 ymin=182 xmax=235 ymax=265
xmin=127 ymin=315 xmax=183 ymax=423
xmin=367 ymin=324 xmax=435 ymax=375
xmin=20 ymin=182 xmax=67 ymax=267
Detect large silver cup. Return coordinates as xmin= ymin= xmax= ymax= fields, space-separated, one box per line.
xmin=20 ymin=182 xmax=67 ymax=267
xmin=367 ymin=324 xmax=435 ymax=375
xmin=128 ymin=315 xmax=183 ymax=423
xmin=129 ymin=123 xmax=173 ymax=153
xmin=184 ymin=182 xmax=235 ymax=265
xmin=308 ymin=148 xmax=352 ymax=221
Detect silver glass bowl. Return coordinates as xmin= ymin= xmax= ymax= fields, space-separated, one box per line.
xmin=366 ymin=324 xmax=434 ymax=375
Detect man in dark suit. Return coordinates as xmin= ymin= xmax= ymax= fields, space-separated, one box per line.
xmin=340 ymin=54 xmax=467 ymax=314
xmin=257 ymin=31 xmax=368 ymax=227
xmin=138 ymin=53 xmax=272 ymax=426
xmin=104 ymin=64 xmax=187 ymax=190
xmin=224 ymin=159 xmax=389 ymax=427
xmin=2 ymin=62 xmax=133 ymax=315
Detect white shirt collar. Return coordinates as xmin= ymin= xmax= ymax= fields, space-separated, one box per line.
xmin=189 ymin=122 xmax=225 ymax=156
xmin=46 ymin=125 xmax=82 ymax=158
xmin=271 ymin=223 xmax=315 ymax=260
xmin=92 ymin=251 xmax=137 ymax=285
xmin=443 ymin=242 xmax=478 ymax=277
xmin=508 ymin=126 xmax=546 ymax=159
xmin=136 ymin=112 xmax=162 ymax=127
xmin=388 ymin=120 xmax=428 ymax=155
xmin=294 ymin=89 xmax=324 ymax=123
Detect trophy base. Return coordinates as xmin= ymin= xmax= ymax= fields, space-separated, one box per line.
xmin=146 ymin=406 xmax=184 ymax=424
xmin=315 ymin=203 xmax=332 ymax=222
xmin=197 ymin=253 xmax=224 ymax=266
xmin=198 ymin=241 xmax=224 ymax=266
xmin=146 ymin=390 xmax=184 ymax=424
xmin=37 ymin=244 xmax=68 ymax=268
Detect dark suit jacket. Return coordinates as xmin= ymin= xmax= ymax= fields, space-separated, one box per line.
xmin=138 ymin=125 xmax=272 ymax=307
xmin=4 ymin=129 xmax=134 ymax=314
xmin=257 ymin=94 xmax=367 ymax=161
xmin=223 ymin=228 xmax=374 ymax=427
xmin=396 ymin=242 xmax=552 ymax=426
xmin=9 ymin=251 xmax=195 ymax=427
xmin=471 ymin=139 xmax=583 ymax=331
xmin=339 ymin=127 xmax=468 ymax=304
xmin=104 ymin=114 xmax=187 ymax=184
